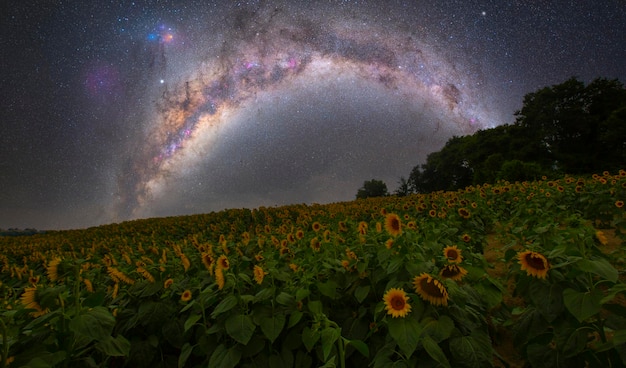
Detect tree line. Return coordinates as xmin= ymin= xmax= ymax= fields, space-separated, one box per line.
xmin=357 ymin=77 xmax=626 ymax=198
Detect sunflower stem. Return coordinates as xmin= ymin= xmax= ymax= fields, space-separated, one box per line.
xmin=0 ymin=317 xmax=8 ymax=368
xmin=337 ymin=335 xmax=346 ymax=368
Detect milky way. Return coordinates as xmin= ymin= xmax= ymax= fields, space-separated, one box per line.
xmin=115 ymin=2 xmax=498 ymax=220
xmin=5 ymin=0 xmax=623 ymax=229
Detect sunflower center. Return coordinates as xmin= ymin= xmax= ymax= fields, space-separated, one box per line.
xmin=390 ymin=219 xmax=400 ymax=231
xmin=391 ymin=296 xmax=406 ymax=310
xmin=525 ymin=253 xmax=547 ymax=270
xmin=446 ymin=250 xmax=459 ymax=260
xmin=420 ymin=277 xmax=445 ymax=297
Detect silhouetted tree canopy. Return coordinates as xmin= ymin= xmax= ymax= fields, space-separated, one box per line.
xmin=404 ymin=77 xmax=625 ymax=193
xmin=356 ymin=179 xmax=389 ymax=199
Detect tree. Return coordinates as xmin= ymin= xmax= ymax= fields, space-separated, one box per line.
xmin=394 ymin=177 xmax=411 ymax=197
xmin=356 ymin=179 xmax=388 ymax=199
xmin=514 ymin=77 xmax=626 ymax=174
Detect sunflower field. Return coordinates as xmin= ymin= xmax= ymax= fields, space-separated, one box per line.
xmin=1 ymin=171 xmax=625 ymax=368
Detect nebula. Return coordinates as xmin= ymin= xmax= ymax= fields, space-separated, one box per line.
xmin=114 ymin=2 xmax=499 ymax=220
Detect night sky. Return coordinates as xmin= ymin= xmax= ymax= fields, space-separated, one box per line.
xmin=2 ymin=1 xmax=625 ymax=230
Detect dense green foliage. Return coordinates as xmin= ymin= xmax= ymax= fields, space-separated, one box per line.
xmin=356 ymin=179 xmax=389 ymax=199
xmin=408 ymin=77 xmax=626 ymax=193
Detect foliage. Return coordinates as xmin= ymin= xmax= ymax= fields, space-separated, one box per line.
xmin=407 ymin=77 xmax=626 ymax=193
xmin=1 ymin=170 xmax=625 ymax=367
xmin=356 ymin=179 xmax=389 ymax=199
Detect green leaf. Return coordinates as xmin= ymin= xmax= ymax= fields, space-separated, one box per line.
xmin=276 ymin=292 xmax=295 ymax=306
xmin=22 ymin=351 xmax=67 ymax=368
xmin=354 ymin=285 xmax=370 ymax=304
xmin=288 ymin=310 xmax=303 ymax=328
xmin=162 ymin=319 xmax=184 ymax=348
xmin=347 ymin=339 xmax=369 ymax=358
xmin=387 ymin=316 xmax=421 ymax=358
xmin=69 ymin=306 xmax=115 ymax=341
xmin=302 ymin=326 xmax=320 ymax=352
xmin=225 ymin=314 xmax=256 ymax=345
xmin=600 ymin=283 xmax=626 ymax=304
xmin=209 ymin=344 xmax=242 ymax=368
xmin=95 ymin=334 xmax=130 ymax=357
xmin=474 ymin=277 xmax=503 ymax=309
xmin=563 ymin=288 xmax=603 ymax=322
xmin=259 ymin=313 xmax=286 ymax=343
xmin=561 ymin=328 xmax=587 ymax=358
xmin=296 ymin=288 xmax=311 ymax=301
xmin=129 ymin=280 xmax=162 ymax=297
xmin=178 ymin=343 xmax=194 ymax=368
xmin=308 ymin=300 xmax=323 ymax=315
xmin=83 ymin=291 xmax=106 ymax=308
xmin=529 ymin=281 xmax=563 ymax=322
xmin=211 ymin=295 xmax=238 ymax=318
xmin=137 ymin=300 xmax=176 ymax=326
xmin=421 ymin=315 xmax=454 ymax=343
xmin=422 ymin=335 xmax=451 ymax=368
xmin=184 ymin=314 xmax=202 ymax=332
xmin=320 ymin=327 xmax=341 ymax=362
xmin=449 ymin=332 xmax=493 ymax=368
xmin=254 ymin=287 xmax=275 ymax=302
xmin=317 ymin=280 xmax=338 ymax=298
xmin=578 ymin=258 xmax=618 ymax=282
xmin=386 ymin=257 xmax=403 ymax=274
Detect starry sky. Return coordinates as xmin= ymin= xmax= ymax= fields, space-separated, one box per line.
xmin=1 ymin=0 xmax=625 ymax=230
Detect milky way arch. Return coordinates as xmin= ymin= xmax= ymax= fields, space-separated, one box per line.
xmin=114 ymin=4 xmax=497 ymax=220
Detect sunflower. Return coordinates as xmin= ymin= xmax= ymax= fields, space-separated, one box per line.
xmin=341 ymin=260 xmax=351 ymax=271
xmin=323 ymin=230 xmax=331 ymax=243
xmin=163 ymin=278 xmax=174 ymax=289
xmin=253 ymin=265 xmax=266 ymax=285
xmin=595 ymin=231 xmax=609 ymax=246
xmin=383 ymin=288 xmax=411 ymax=318
xmin=217 ymin=255 xmax=230 ymax=270
xmin=385 ymin=239 xmax=394 ymax=249
xmin=518 ymin=250 xmax=550 ymax=279
xmin=384 ymin=213 xmax=402 ymax=237
xmin=215 ymin=267 xmax=225 ymax=290
xmin=310 ymin=237 xmax=321 ymax=252
xmin=312 ymin=222 xmax=322 ymax=232
xmin=137 ymin=267 xmax=155 ymax=283
xmin=20 ymin=286 xmax=50 ymax=317
xmin=439 ymin=264 xmax=468 ymax=281
xmin=46 ymin=257 xmax=63 ymax=281
xmin=616 ymin=200 xmax=624 ymax=209
xmin=443 ymin=245 xmax=463 ymax=263
xmin=338 ymin=221 xmax=348 ymax=233
xmin=83 ymin=278 xmax=94 ymax=292
xmin=180 ymin=254 xmax=191 ymax=272
xmin=413 ymin=273 xmax=449 ymax=306
xmin=357 ymin=221 xmax=368 ymax=235
xmin=457 ymin=207 xmax=471 ymax=219
xmin=112 ymin=282 xmax=120 ymax=299
xmin=202 ymin=253 xmax=215 ymax=273
xmin=461 ymin=234 xmax=471 ymax=243
xmin=181 ymin=289 xmax=192 ymax=302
